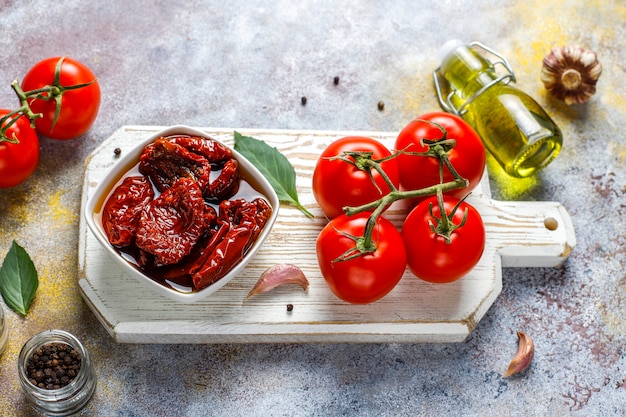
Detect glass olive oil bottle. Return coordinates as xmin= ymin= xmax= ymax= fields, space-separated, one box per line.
xmin=434 ymin=40 xmax=562 ymax=178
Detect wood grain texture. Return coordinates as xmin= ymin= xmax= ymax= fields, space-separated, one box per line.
xmin=78 ymin=126 xmax=576 ymax=343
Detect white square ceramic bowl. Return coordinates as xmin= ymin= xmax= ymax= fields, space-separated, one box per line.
xmin=85 ymin=125 xmax=280 ymax=303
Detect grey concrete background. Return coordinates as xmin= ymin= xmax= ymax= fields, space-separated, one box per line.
xmin=0 ymin=0 xmax=625 ymax=415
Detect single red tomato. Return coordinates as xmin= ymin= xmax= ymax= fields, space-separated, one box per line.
xmin=312 ymin=136 xmax=400 ymax=219
xmin=394 ymin=112 xmax=485 ymax=204
xmin=21 ymin=56 xmax=101 ymax=140
xmin=0 ymin=110 xmax=40 ymax=188
xmin=316 ymin=212 xmax=406 ymax=304
xmin=402 ymin=195 xmax=485 ymax=283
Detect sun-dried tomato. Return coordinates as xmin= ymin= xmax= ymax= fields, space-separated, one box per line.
xmin=101 ymin=176 xmax=154 ymax=247
xmin=139 ymin=135 xmax=241 ymax=203
xmin=135 ymin=178 xmax=212 ymax=266
xmin=204 ymin=158 xmax=240 ymax=203
xmin=192 ymin=198 xmax=273 ymax=289
xmin=220 ymin=197 xmax=273 ymax=252
xmin=139 ymin=137 xmax=211 ymax=192
xmin=171 ymin=135 xmax=240 ymax=201
xmin=168 ymin=135 xmax=232 ymax=166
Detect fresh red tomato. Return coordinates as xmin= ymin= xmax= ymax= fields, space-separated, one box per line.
xmin=21 ymin=57 xmax=101 ymax=140
xmin=312 ymin=136 xmax=400 ymax=219
xmin=316 ymin=212 xmax=406 ymax=304
xmin=402 ymin=195 xmax=485 ymax=283
xmin=0 ymin=110 xmax=40 ymax=188
xmin=394 ymin=112 xmax=485 ymax=204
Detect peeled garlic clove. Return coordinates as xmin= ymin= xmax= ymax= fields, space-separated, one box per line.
xmin=244 ymin=264 xmax=309 ymax=303
xmin=503 ymin=331 xmax=534 ymax=377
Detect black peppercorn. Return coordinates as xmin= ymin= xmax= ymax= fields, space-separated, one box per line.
xmin=301 ymin=96 xmax=307 ymax=106
xmin=333 ymin=76 xmax=340 ymax=85
xmin=286 ymin=304 xmax=294 ymax=312
xmin=377 ymin=101 xmax=385 ymax=111
xmin=114 ymin=147 xmax=122 ymax=157
xmin=26 ymin=342 xmax=82 ymax=390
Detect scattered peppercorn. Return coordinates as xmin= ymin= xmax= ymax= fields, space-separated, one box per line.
xmin=114 ymin=147 xmax=122 ymax=157
xmin=26 ymin=342 xmax=82 ymax=390
xmin=301 ymin=96 xmax=307 ymax=106
xmin=333 ymin=76 xmax=340 ymax=85
xmin=377 ymin=101 xmax=385 ymax=111
xmin=286 ymin=304 xmax=294 ymax=312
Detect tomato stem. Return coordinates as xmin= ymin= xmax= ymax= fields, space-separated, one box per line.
xmin=0 ymin=82 xmax=43 ymax=144
xmin=343 ymin=176 xmax=467 ymax=216
xmin=328 ymin=150 xmax=399 ymax=195
xmin=0 ymin=110 xmax=23 ymax=144
xmin=11 ymin=81 xmax=44 ymax=127
xmin=428 ymin=188 xmax=469 ymax=244
xmin=336 ymin=119 xmax=472 ymax=261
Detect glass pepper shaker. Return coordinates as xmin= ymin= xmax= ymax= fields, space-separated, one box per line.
xmin=17 ymin=330 xmax=97 ymax=416
xmin=434 ymin=40 xmax=563 ymax=178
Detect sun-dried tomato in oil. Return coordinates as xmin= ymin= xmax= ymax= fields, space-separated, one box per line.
xmin=135 ymin=178 xmax=211 ymax=266
xmin=139 ymin=138 xmax=211 ymax=192
xmin=102 ymin=176 xmax=154 ymax=247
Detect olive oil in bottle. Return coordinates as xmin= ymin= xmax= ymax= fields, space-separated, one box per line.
xmin=434 ymin=40 xmax=562 ymax=178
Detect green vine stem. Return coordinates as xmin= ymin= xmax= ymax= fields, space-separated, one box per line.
xmin=336 ymin=120 xmax=470 ymax=259
xmin=428 ymin=188 xmax=469 ymax=244
xmin=0 ymin=81 xmax=43 ymax=144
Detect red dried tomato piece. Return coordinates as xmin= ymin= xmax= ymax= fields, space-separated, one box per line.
xmin=138 ymin=137 xmax=211 ymax=192
xmin=168 ymin=135 xmax=232 ymax=166
xmin=169 ymin=135 xmax=240 ymax=202
xmin=102 ymin=176 xmax=154 ymax=247
xmin=135 ymin=178 xmax=211 ymax=266
xmin=204 ymin=158 xmax=240 ymax=203
xmin=192 ymin=198 xmax=273 ymax=289
xmin=148 ymin=205 xmax=219 ymax=280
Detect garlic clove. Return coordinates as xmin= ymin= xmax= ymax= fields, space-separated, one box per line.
xmin=244 ymin=264 xmax=309 ymax=303
xmin=503 ymin=331 xmax=534 ymax=377
xmin=540 ymin=45 xmax=602 ymax=105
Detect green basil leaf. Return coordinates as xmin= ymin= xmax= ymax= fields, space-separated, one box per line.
xmin=234 ymin=131 xmax=313 ymax=218
xmin=0 ymin=241 xmax=39 ymax=315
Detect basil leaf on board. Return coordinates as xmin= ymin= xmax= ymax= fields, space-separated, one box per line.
xmin=234 ymin=131 xmax=313 ymax=218
xmin=0 ymin=240 xmax=39 ymax=315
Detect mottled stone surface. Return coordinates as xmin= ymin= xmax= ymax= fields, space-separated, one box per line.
xmin=0 ymin=0 xmax=624 ymax=415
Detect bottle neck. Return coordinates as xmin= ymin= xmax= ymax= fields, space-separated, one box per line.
xmin=440 ymin=45 xmax=498 ymax=103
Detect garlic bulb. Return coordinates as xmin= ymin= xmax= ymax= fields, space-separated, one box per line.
xmin=540 ymin=45 xmax=602 ymax=105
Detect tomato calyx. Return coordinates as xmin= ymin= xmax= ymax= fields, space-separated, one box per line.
xmin=327 ymin=150 xmax=398 ymax=196
xmin=0 ymin=56 xmax=96 ymax=143
xmin=0 ymin=112 xmax=24 ymax=144
xmin=427 ymin=190 xmax=469 ymax=244
xmin=331 ymin=223 xmax=378 ymax=263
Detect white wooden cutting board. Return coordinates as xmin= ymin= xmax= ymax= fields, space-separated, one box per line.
xmin=78 ymin=126 xmax=576 ymax=343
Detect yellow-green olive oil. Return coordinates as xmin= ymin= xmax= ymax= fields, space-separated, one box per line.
xmin=438 ymin=42 xmax=563 ymax=178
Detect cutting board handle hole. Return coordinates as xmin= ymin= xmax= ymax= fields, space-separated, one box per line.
xmin=544 ymin=217 xmax=559 ymax=231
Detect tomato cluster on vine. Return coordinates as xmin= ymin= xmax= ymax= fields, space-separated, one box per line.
xmin=0 ymin=57 xmax=101 ymax=188
xmin=312 ymin=112 xmax=487 ymax=304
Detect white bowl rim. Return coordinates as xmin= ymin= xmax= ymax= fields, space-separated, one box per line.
xmin=84 ymin=125 xmax=280 ymax=303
